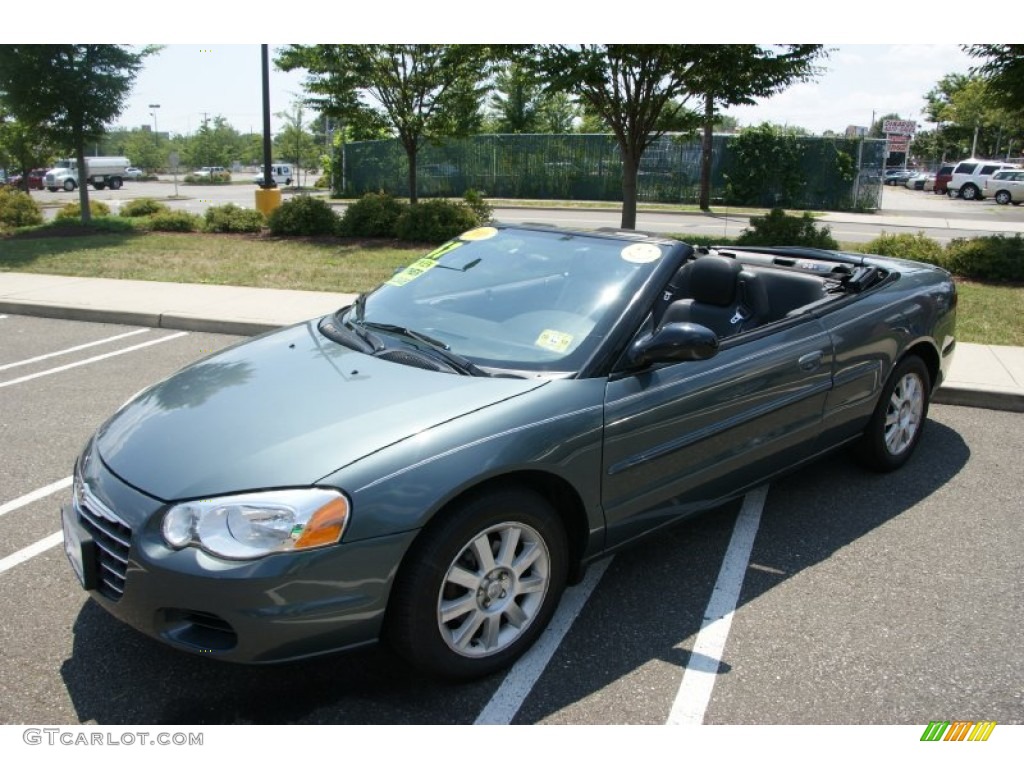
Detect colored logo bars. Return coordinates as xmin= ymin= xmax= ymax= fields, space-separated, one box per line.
xmin=921 ymin=721 xmax=997 ymax=742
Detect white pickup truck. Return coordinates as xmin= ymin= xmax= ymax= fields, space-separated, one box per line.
xmin=44 ymin=156 xmax=131 ymax=192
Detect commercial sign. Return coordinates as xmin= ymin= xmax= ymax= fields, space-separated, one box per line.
xmin=883 ymin=119 xmax=917 ymax=135
xmin=887 ymin=138 xmax=910 ymax=153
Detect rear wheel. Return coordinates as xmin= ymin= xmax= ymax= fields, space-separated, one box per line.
xmin=108 ymin=177 xmax=122 ymax=190
xmin=960 ymin=183 xmax=979 ymax=200
xmin=386 ymin=486 xmax=568 ymax=680
xmin=855 ymin=355 xmax=931 ymax=472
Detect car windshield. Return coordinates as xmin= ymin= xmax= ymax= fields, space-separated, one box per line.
xmin=349 ymin=226 xmax=669 ymax=374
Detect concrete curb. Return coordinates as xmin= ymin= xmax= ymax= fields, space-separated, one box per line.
xmin=933 ymin=384 xmax=1024 ymax=413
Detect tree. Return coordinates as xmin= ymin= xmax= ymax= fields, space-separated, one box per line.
xmin=277 ymin=45 xmax=489 ymax=203
xmin=488 ymin=62 xmax=544 ymax=133
xmin=0 ymin=45 xmax=155 ymax=221
xmin=526 ymin=45 xmax=702 ymax=229
xmin=680 ymin=45 xmax=827 ymax=210
xmin=274 ymin=101 xmax=319 ymax=182
xmin=965 ymin=45 xmax=1024 ymax=113
xmin=184 ymin=115 xmax=243 ymax=170
xmin=0 ymin=112 xmax=58 ymax=190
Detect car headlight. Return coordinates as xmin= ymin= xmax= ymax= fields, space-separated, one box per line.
xmin=162 ymin=488 xmax=350 ymax=560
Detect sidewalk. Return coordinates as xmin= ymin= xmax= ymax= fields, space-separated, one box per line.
xmin=0 ymin=272 xmax=1021 ymax=412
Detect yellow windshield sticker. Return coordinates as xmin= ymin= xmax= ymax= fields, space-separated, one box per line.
xmin=535 ymin=329 xmax=574 ymax=354
xmin=621 ymin=243 xmax=662 ymax=264
xmin=424 ymin=239 xmax=465 ymax=261
xmin=459 ymin=226 xmax=498 ymax=241
xmin=386 ymin=258 xmax=439 ymax=287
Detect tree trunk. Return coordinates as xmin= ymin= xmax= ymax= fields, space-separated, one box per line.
xmin=404 ymin=139 xmax=419 ymax=204
xmin=75 ymin=136 xmax=91 ymax=224
xmin=619 ymin=149 xmax=640 ymax=230
xmin=698 ymin=93 xmax=714 ymax=211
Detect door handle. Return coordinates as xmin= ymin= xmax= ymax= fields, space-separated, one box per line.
xmin=798 ymin=351 xmax=823 ymax=371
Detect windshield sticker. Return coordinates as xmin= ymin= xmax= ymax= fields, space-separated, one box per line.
xmin=535 ymin=329 xmax=574 ymax=354
xmin=459 ymin=226 xmax=499 ymax=241
xmin=424 ymin=239 xmax=465 ymax=261
xmin=386 ymin=258 xmax=439 ymax=287
xmin=621 ymin=243 xmax=662 ymax=264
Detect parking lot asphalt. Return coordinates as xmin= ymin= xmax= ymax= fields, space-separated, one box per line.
xmin=1 ymin=271 xmax=1021 ymax=412
xmin=0 ymin=314 xmax=1020 ymax=737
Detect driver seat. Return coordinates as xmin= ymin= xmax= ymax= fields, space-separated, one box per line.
xmin=659 ymin=256 xmax=770 ymax=338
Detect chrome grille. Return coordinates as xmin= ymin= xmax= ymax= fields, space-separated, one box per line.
xmin=76 ymin=487 xmax=132 ymax=601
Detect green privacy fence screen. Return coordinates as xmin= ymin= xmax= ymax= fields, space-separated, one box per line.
xmin=337 ymin=134 xmax=886 ymax=211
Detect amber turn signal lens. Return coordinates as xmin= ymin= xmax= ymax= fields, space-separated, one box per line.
xmin=294 ymin=497 xmax=350 ymax=549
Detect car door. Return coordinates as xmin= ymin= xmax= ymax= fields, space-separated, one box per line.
xmin=601 ymin=316 xmax=834 ymax=549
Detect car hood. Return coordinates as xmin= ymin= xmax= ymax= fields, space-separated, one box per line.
xmin=96 ymin=321 xmax=546 ymax=501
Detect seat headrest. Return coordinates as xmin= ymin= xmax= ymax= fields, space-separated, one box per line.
xmin=689 ymin=256 xmax=742 ymax=307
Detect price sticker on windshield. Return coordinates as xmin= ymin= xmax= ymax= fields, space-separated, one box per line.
xmin=386 ymin=258 xmax=439 ymax=287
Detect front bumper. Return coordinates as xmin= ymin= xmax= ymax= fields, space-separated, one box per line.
xmin=61 ymin=457 xmax=417 ymax=664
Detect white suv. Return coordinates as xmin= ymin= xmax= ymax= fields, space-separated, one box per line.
xmin=985 ymin=169 xmax=1024 ymax=206
xmin=947 ymin=158 xmax=1020 ymax=200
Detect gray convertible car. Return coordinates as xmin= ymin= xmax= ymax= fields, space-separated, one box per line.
xmin=61 ymin=224 xmax=957 ymax=679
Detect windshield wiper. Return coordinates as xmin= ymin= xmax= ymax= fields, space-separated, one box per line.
xmin=361 ymin=322 xmax=489 ymax=377
xmin=338 ymin=295 xmax=384 ymax=352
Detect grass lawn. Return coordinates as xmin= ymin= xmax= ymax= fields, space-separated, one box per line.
xmin=1 ymin=228 xmax=1020 ymax=345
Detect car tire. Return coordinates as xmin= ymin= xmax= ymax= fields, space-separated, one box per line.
xmin=960 ymin=184 xmax=979 ymax=201
xmin=947 ymin=188 xmax=959 ymax=199
xmin=994 ymin=190 xmax=1011 ymax=205
xmin=109 ymin=177 xmax=122 ymax=190
xmin=63 ymin=179 xmax=76 ymax=192
xmin=386 ymin=486 xmax=568 ymax=680
xmin=47 ymin=187 xmax=57 ymax=193
xmin=855 ymin=355 xmax=931 ymax=473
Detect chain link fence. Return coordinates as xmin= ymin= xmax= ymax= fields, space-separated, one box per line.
xmin=338 ymin=133 xmax=885 ymax=211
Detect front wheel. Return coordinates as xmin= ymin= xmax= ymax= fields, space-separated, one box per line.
xmin=386 ymin=486 xmax=568 ymax=680
xmin=994 ymin=190 xmax=1011 ymax=205
xmin=855 ymin=355 xmax=931 ymax=472
xmin=62 ymin=179 xmax=76 ymax=192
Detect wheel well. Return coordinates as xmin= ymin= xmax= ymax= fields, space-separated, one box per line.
xmin=902 ymin=342 xmax=940 ymax=392
xmin=428 ymin=471 xmax=591 ymax=583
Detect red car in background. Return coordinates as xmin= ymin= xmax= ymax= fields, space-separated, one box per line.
xmin=931 ymin=163 xmax=955 ymax=195
xmin=7 ymin=168 xmax=48 ymax=190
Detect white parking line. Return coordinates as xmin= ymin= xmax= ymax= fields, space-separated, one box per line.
xmin=666 ymin=485 xmax=768 ymax=725
xmin=0 ymin=328 xmax=149 ymax=372
xmin=0 ymin=531 xmax=63 ymax=574
xmin=475 ymin=556 xmax=613 ymax=725
xmin=0 ymin=476 xmax=73 ymax=518
xmin=0 ymin=331 xmax=187 ymax=388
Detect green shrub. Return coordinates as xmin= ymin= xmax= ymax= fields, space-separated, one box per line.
xmin=0 ymin=187 xmax=44 ymax=228
xmin=145 ymin=211 xmax=202 ymax=232
xmin=55 ymin=200 xmax=112 ymax=220
xmin=120 ymin=197 xmax=169 ymax=218
xmin=203 ymin=203 xmax=265 ymax=233
xmin=861 ymin=232 xmax=946 ymax=266
xmin=943 ymin=235 xmax=1024 ymax=283
xmin=267 ymin=194 xmax=339 ymax=236
xmin=735 ymin=208 xmax=838 ymax=249
xmin=395 ymin=199 xmax=480 ymax=243
xmin=463 ymin=189 xmax=493 ymax=225
xmin=338 ymin=192 xmax=407 ymax=238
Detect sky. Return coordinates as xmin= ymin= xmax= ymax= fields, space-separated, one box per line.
xmin=8 ymin=2 xmax=991 ymax=141
xmin=111 ymin=43 xmax=979 ymax=140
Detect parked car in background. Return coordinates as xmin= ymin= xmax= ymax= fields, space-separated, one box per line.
xmin=984 ymin=169 xmax=1024 ymax=205
xmin=929 ymin=163 xmax=956 ymax=195
xmin=60 ymin=223 xmax=958 ymax=681
xmin=884 ymin=168 xmax=916 ymax=186
xmin=947 ymin=158 xmax=1019 ymax=200
xmin=905 ymin=172 xmax=933 ymax=191
xmin=124 ymin=167 xmax=144 ymax=180
xmin=8 ymin=168 xmax=48 ymax=190
xmin=192 ymin=166 xmax=227 ymax=179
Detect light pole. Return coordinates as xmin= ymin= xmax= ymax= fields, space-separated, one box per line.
xmin=148 ymin=104 xmax=160 ymax=140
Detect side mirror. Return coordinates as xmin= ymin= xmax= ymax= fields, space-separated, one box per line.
xmin=627 ymin=322 xmax=719 ymax=368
